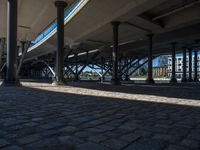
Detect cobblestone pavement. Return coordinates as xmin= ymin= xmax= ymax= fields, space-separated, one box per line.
xmin=0 ymin=81 xmax=200 ymax=150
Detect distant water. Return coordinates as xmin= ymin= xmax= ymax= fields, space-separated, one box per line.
xmin=80 ymin=76 xmax=112 ymax=81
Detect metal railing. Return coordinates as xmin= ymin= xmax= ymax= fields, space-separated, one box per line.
xmin=31 ymin=0 xmax=80 ymax=46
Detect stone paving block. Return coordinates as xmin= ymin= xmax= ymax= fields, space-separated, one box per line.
xmin=74 ymin=131 xmax=95 ymax=138
xmin=1 ymin=145 xmax=23 ymax=150
xmin=88 ymin=135 xmax=108 ymax=143
xmin=24 ymin=122 xmax=39 ymax=127
xmin=25 ymin=138 xmax=57 ymax=149
xmin=97 ymin=125 xmax=116 ymax=132
xmin=152 ymin=134 xmax=182 ymax=143
xmin=17 ymin=134 xmax=42 ymax=144
xmin=76 ymin=142 xmax=110 ymax=150
xmin=41 ymin=129 xmax=59 ymax=137
xmin=165 ymin=144 xmax=191 ymax=150
xmin=40 ymin=122 xmax=63 ymax=130
xmin=133 ymin=130 xmax=153 ymax=138
xmin=58 ymin=135 xmax=85 ymax=145
xmin=120 ymin=133 xmax=141 ymax=143
xmin=181 ymin=139 xmax=200 ymax=149
xmin=85 ymin=127 xmax=105 ymax=133
xmin=4 ymin=134 xmax=18 ymax=139
xmin=142 ymin=125 xmax=169 ymax=134
xmin=31 ymin=117 xmax=43 ymax=122
xmin=187 ymin=132 xmax=200 ymax=141
xmin=3 ymin=119 xmax=26 ymax=127
xmin=102 ymin=139 xmax=128 ymax=150
xmin=59 ymin=126 xmax=79 ymax=134
xmin=168 ymin=127 xmax=190 ymax=138
xmin=27 ymin=137 xmax=74 ymax=150
xmin=124 ymin=139 xmax=168 ymax=150
xmin=0 ymin=139 xmax=10 ymax=148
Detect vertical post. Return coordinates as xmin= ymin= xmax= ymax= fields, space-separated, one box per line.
xmin=181 ymin=48 xmax=187 ymax=82
xmin=3 ymin=0 xmax=20 ymax=86
xmin=146 ymin=34 xmax=155 ymax=84
xmin=53 ymin=1 xmax=68 ymax=86
xmin=101 ymin=57 xmax=105 ymax=83
xmin=170 ymin=43 xmax=177 ymax=83
xmin=194 ymin=50 xmax=199 ymax=82
xmin=125 ymin=58 xmax=130 ymax=81
xmin=75 ymin=50 xmax=79 ymax=81
xmin=111 ymin=21 xmax=121 ymax=85
xmin=188 ymin=48 xmax=193 ymax=82
xmin=0 ymin=38 xmax=6 ymax=68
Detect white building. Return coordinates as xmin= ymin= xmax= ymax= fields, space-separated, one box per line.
xmin=168 ymin=55 xmax=200 ymax=78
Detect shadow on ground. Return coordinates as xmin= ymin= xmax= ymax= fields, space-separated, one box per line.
xmin=66 ymin=81 xmax=200 ymax=100
xmin=0 ymin=83 xmax=200 ymax=149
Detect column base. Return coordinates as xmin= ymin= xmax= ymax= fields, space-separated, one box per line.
xmin=194 ymin=78 xmax=199 ymax=82
xmin=1 ymin=79 xmax=22 ymax=87
xmin=111 ymin=79 xmax=121 ymax=85
xmin=73 ymin=75 xmax=80 ymax=82
xmin=52 ymin=80 xmax=66 ymax=86
xmin=73 ymin=78 xmax=80 ymax=82
xmin=181 ymin=77 xmax=187 ymax=82
xmin=188 ymin=78 xmax=193 ymax=82
xmin=146 ymin=78 xmax=155 ymax=84
xmin=125 ymin=76 xmax=130 ymax=81
xmin=170 ymin=78 xmax=177 ymax=83
xmin=100 ymin=77 xmax=105 ymax=83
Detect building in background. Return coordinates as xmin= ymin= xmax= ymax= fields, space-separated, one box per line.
xmin=152 ymin=55 xmax=168 ymax=77
xmin=158 ymin=55 xmax=168 ymax=67
xmin=153 ymin=67 xmax=168 ymax=77
xmin=168 ymin=54 xmax=200 ymax=78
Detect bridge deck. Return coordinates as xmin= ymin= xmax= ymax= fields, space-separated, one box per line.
xmin=0 ymin=82 xmax=200 ymax=150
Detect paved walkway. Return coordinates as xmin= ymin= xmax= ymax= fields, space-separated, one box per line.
xmin=0 ymin=81 xmax=200 ymax=150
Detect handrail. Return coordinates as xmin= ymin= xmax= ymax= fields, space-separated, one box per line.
xmin=31 ymin=0 xmax=80 ymax=46
xmin=28 ymin=0 xmax=90 ymax=53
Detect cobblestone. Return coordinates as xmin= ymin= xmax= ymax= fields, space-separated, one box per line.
xmin=0 ymin=139 xmax=9 ymax=148
xmin=0 ymin=81 xmax=200 ymax=149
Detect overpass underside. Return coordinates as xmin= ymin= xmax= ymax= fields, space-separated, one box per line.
xmin=0 ymin=0 xmax=200 ymax=85
xmin=1 ymin=1 xmax=200 ymax=149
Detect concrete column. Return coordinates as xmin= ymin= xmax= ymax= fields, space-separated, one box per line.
xmin=2 ymin=0 xmax=20 ymax=86
xmin=181 ymin=48 xmax=187 ymax=82
xmin=188 ymin=48 xmax=193 ymax=82
xmin=52 ymin=1 xmax=68 ymax=86
xmin=194 ymin=50 xmax=199 ymax=82
xmin=170 ymin=43 xmax=177 ymax=83
xmin=146 ymin=34 xmax=155 ymax=84
xmin=111 ymin=21 xmax=121 ymax=85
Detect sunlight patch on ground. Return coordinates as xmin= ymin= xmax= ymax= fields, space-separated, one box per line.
xmin=21 ymin=82 xmax=200 ymax=108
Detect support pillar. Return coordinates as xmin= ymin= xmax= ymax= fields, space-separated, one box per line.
xmin=75 ymin=50 xmax=79 ymax=81
xmin=125 ymin=58 xmax=130 ymax=81
xmin=170 ymin=43 xmax=177 ymax=83
xmin=101 ymin=57 xmax=105 ymax=83
xmin=0 ymin=38 xmax=5 ymax=68
xmin=52 ymin=1 xmax=68 ymax=86
xmin=181 ymin=48 xmax=187 ymax=82
xmin=2 ymin=0 xmax=20 ymax=86
xmin=194 ymin=50 xmax=199 ymax=82
xmin=111 ymin=21 xmax=121 ymax=85
xmin=188 ymin=48 xmax=193 ymax=82
xmin=146 ymin=34 xmax=155 ymax=84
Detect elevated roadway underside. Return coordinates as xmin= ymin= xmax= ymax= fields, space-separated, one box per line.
xmin=1 ymin=0 xmax=200 ymax=83
xmin=25 ymin=0 xmax=200 ymax=62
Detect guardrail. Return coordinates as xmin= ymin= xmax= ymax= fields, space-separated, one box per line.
xmin=31 ymin=0 xmax=80 ymax=46
xmin=27 ymin=0 xmax=90 ymax=53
